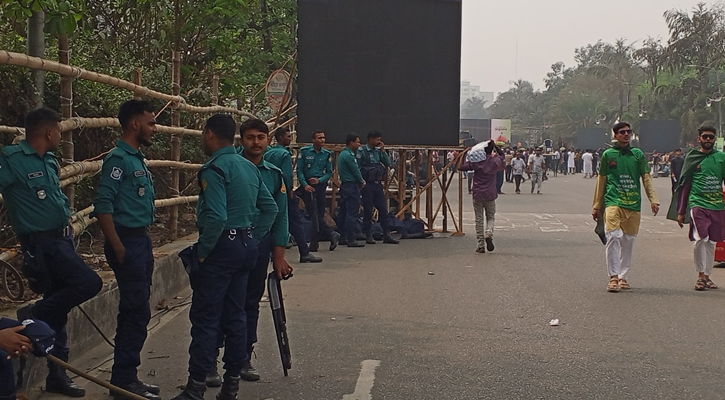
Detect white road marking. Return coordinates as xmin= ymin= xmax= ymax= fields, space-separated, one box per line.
xmin=342 ymin=360 xmax=382 ymax=400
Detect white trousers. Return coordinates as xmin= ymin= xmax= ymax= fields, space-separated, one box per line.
xmin=605 ymin=229 xmax=636 ymax=279
xmin=694 ymin=238 xmax=716 ymax=277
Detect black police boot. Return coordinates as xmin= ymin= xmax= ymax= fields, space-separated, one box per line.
xmin=46 ymin=364 xmax=86 ymax=398
xmin=300 ymin=253 xmax=323 ymax=263
xmin=215 ymin=375 xmax=241 ymax=400
xmin=365 ymin=231 xmax=376 ymax=244
xmin=329 ymin=231 xmax=341 ymax=251
xmin=347 ymin=241 xmax=366 ymax=248
xmin=205 ymin=355 xmax=222 ymax=387
xmin=171 ymin=377 xmax=206 ymax=400
xmin=138 ymin=381 xmax=161 ymax=395
xmin=111 ymin=381 xmax=161 ymax=400
xmin=383 ymin=231 xmax=400 ymax=244
xmin=240 ymin=359 xmax=260 ymax=382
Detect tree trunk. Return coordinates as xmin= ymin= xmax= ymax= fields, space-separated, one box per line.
xmin=27 ymin=11 xmax=45 ymax=107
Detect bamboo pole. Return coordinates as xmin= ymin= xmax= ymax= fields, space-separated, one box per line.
xmin=132 ymin=67 xmax=142 ymax=100
xmin=395 ymin=155 xmax=457 ymax=220
xmin=168 ymin=51 xmax=181 ymax=241
xmin=59 ymin=34 xmax=75 ymax=209
xmin=211 ymin=75 xmax=219 ymax=106
xmin=0 ymin=50 xmax=257 ymax=118
xmin=442 ymin=158 xmax=448 ymax=233
xmin=397 ymin=150 xmax=405 ymax=219
xmin=453 ymin=159 xmax=465 ymax=236
xmin=426 ymin=151 xmax=434 ymax=229
xmin=0 ymin=119 xmax=202 ymax=137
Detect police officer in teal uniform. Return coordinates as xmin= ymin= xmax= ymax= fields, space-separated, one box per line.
xmin=265 ymin=128 xmax=322 ymax=263
xmin=337 ymin=133 xmax=366 ymax=247
xmin=93 ymin=100 xmax=160 ymax=400
xmin=172 ymin=114 xmax=277 ymax=400
xmin=296 ymin=130 xmax=341 ymax=251
xmin=0 ymin=107 xmax=102 ymax=397
xmin=237 ymin=119 xmax=294 ymax=381
xmin=358 ymin=130 xmax=399 ymax=245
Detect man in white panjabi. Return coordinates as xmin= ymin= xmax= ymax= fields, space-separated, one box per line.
xmin=582 ymin=149 xmax=594 ymax=179
xmin=568 ymin=149 xmax=576 ymax=174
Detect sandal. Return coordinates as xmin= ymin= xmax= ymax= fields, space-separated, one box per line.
xmin=695 ymin=278 xmax=708 ymax=291
xmin=706 ymin=279 xmax=718 ymax=289
xmin=618 ymin=279 xmax=631 ymax=290
xmin=607 ymin=277 xmax=620 ymax=292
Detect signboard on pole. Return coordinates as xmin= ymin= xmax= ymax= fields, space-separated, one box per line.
xmin=490 ymin=119 xmax=511 ymax=142
xmin=265 ymin=69 xmax=292 ymax=114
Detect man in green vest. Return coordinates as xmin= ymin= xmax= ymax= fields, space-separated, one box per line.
xmin=670 ymin=126 xmax=725 ymax=290
xmin=337 ymin=133 xmax=366 ymax=247
xmin=172 ymin=114 xmax=277 ymax=400
xmin=0 ymin=107 xmax=102 ymax=397
xmin=592 ymin=122 xmax=659 ymax=293
xmin=93 ymin=100 xmax=160 ymax=399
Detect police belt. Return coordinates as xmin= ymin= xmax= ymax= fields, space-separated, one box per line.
xmin=20 ymin=225 xmax=72 ymax=243
xmin=199 ymin=227 xmax=253 ymax=237
xmin=115 ymin=226 xmax=149 ymax=238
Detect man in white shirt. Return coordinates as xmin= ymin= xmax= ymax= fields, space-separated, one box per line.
xmin=511 ymin=151 xmax=527 ymax=193
xmin=528 ymin=147 xmax=547 ymax=194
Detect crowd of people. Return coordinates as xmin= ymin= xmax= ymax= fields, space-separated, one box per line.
xmin=0 ymin=103 xmax=721 ymax=400
xmin=459 ymin=121 xmax=724 ymax=295
xmin=0 ymin=102 xmax=404 ymax=400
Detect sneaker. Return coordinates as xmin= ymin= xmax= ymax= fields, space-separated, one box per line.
xmin=300 ymin=253 xmax=323 ymax=263
xmin=240 ymin=360 xmax=260 ymax=382
xmin=329 ymin=231 xmax=341 ymax=251
xmin=475 ymin=246 xmax=485 ymax=253
xmin=485 ymin=237 xmax=494 ymax=252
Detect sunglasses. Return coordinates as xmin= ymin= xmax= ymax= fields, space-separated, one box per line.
xmin=701 ymin=134 xmax=716 ymax=140
xmin=617 ymin=129 xmax=633 ymax=135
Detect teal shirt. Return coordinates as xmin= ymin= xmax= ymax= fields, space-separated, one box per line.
xmin=237 ymin=147 xmax=290 ymax=247
xmin=0 ymin=140 xmax=71 ymax=235
xmin=296 ymin=145 xmax=333 ymax=186
xmin=264 ymin=144 xmax=293 ymax=191
xmin=337 ymin=147 xmax=365 ymax=184
xmin=357 ymin=144 xmax=391 ymax=168
xmin=258 ymin=160 xmax=289 ymax=247
xmin=196 ymin=147 xmax=278 ymax=259
xmin=93 ymin=140 xmax=156 ymax=228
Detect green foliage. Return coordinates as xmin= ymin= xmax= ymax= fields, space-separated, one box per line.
xmin=0 ymin=0 xmax=297 ymax=212
xmin=488 ymin=2 xmax=725 ymax=147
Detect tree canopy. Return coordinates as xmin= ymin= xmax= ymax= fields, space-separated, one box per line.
xmin=487 ymin=2 xmax=725 ymax=147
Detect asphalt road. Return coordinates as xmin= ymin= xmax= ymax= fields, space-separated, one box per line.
xmin=36 ymin=172 xmax=725 ymax=400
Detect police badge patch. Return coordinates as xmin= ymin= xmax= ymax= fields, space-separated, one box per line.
xmin=37 ymin=189 xmax=46 ymax=199
xmin=138 ymin=187 xmax=145 ymax=197
xmin=111 ymin=167 xmax=123 ymax=180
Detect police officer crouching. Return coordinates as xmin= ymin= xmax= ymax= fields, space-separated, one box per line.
xmin=0 ymin=107 xmax=102 ymax=397
xmin=337 ymin=134 xmax=366 ymax=247
xmin=172 ymin=115 xmax=278 ymax=400
xmin=358 ymin=130 xmax=399 ymax=245
xmin=92 ymin=100 xmax=160 ymax=399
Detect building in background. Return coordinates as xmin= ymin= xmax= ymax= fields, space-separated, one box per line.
xmin=460 ymin=80 xmax=494 ymax=108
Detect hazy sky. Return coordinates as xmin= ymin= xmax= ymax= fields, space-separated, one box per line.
xmin=461 ymin=0 xmax=718 ymax=97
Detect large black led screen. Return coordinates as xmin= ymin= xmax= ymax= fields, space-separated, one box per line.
xmin=638 ymin=120 xmax=682 ymax=152
xmin=297 ymin=0 xmax=462 ymax=145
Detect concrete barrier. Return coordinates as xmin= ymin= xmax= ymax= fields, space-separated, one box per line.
xmin=15 ymin=235 xmax=196 ymax=391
